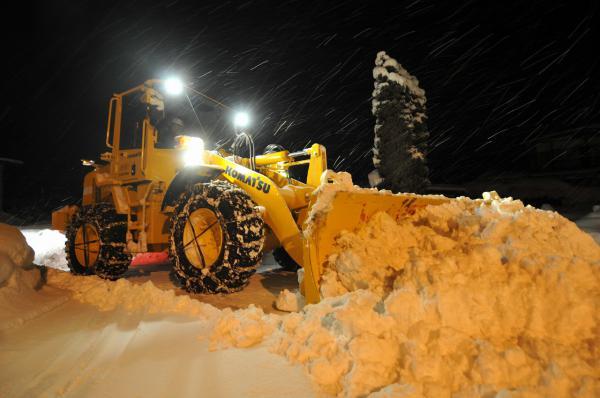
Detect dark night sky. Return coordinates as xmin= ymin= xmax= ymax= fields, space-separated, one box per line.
xmin=1 ymin=0 xmax=599 ymax=220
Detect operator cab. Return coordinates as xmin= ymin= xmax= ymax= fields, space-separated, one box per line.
xmin=155 ymin=117 xmax=185 ymax=148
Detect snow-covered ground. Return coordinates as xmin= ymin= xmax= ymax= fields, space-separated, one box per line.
xmin=1 ymin=173 xmax=599 ymax=397
xmin=2 ymin=226 xmax=314 ymax=397
xmin=0 ymin=289 xmax=312 ymax=398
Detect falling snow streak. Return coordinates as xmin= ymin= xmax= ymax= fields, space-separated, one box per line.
xmin=1 ymin=0 xmax=599 ymax=221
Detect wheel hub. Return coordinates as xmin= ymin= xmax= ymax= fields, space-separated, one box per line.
xmin=183 ymin=208 xmax=223 ymax=269
xmin=74 ymin=223 xmax=100 ymax=268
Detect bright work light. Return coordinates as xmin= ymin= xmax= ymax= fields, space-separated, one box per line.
xmin=177 ymin=136 xmax=205 ymax=166
xmin=164 ymin=77 xmax=184 ymax=95
xmin=233 ymin=112 xmax=250 ymax=129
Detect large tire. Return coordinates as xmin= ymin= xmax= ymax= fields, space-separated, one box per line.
xmin=169 ymin=180 xmax=265 ymax=293
xmin=272 ymin=247 xmax=300 ymax=272
xmin=65 ymin=203 xmax=131 ymax=279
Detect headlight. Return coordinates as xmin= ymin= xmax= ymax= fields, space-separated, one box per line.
xmin=177 ymin=136 xmax=205 ymax=166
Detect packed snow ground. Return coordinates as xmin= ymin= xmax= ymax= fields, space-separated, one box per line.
xmin=1 ymin=172 xmax=599 ymax=397
xmin=0 ymin=225 xmax=313 ymax=397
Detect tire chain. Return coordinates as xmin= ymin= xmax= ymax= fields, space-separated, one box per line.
xmin=169 ymin=180 xmax=265 ymax=294
xmin=65 ymin=203 xmax=131 ymax=279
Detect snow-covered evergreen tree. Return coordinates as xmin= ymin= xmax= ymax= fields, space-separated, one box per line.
xmin=371 ymin=51 xmax=429 ymax=193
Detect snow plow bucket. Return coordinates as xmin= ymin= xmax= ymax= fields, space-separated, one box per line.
xmin=301 ymin=189 xmax=450 ymax=304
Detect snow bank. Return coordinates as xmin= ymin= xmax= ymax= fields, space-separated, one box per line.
xmin=0 ymin=223 xmax=65 ymax=330
xmin=0 ymin=223 xmax=34 ymax=284
xmin=212 ymin=173 xmax=600 ymax=397
xmin=47 ymin=269 xmax=221 ymax=320
xmin=21 ymin=228 xmax=68 ymax=270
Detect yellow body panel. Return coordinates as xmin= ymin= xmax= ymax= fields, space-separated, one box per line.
xmin=145 ymin=148 xmax=183 ymax=182
xmin=51 ymin=205 xmax=78 ymax=232
xmin=205 ymin=152 xmax=306 ymax=264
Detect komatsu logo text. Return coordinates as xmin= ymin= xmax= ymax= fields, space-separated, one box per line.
xmin=225 ymin=166 xmax=271 ymax=193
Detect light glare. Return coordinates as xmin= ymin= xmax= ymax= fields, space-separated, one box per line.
xmin=234 ymin=112 xmax=250 ymax=129
xmin=180 ymin=136 xmax=205 ymax=166
xmin=164 ymin=77 xmax=184 ymax=95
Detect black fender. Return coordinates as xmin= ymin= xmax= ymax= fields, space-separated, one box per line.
xmin=161 ymin=165 xmax=225 ymax=210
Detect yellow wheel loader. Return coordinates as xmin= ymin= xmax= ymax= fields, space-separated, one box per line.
xmin=52 ymin=79 xmax=449 ymax=303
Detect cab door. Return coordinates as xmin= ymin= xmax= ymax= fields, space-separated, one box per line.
xmin=108 ymin=94 xmax=147 ymax=182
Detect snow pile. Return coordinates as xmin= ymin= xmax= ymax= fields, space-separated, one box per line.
xmin=0 ymin=223 xmax=64 ymax=331
xmin=210 ymin=305 xmax=277 ymax=349
xmin=275 ymin=288 xmax=305 ymax=312
xmin=320 ymin=190 xmax=599 ymax=299
xmin=21 ymin=228 xmax=68 ymax=270
xmin=0 ymin=223 xmax=35 ymax=285
xmin=310 ymin=195 xmax=599 ymax=396
xmin=212 ymin=176 xmax=600 ymax=397
xmin=47 ymin=269 xmax=221 ymax=320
